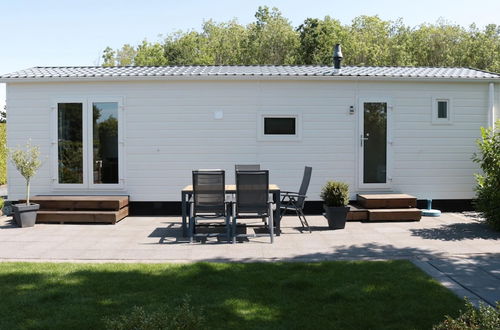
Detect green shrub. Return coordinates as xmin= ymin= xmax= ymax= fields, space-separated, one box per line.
xmin=103 ymin=296 xmax=205 ymax=330
xmin=472 ymin=121 xmax=500 ymax=231
xmin=320 ymin=181 xmax=349 ymax=207
xmin=0 ymin=123 xmax=6 ymax=185
xmin=0 ymin=197 xmax=4 ymax=211
xmin=433 ymin=299 xmax=500 ymax=330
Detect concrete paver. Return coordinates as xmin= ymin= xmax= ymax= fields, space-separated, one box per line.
xmin=0 ymin=212 xmax=499 ymax=305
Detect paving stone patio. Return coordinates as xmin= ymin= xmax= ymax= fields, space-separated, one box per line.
xmin=0 ymin=212 xmax=499 ymax=306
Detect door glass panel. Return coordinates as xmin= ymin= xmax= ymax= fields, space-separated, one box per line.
xmin=363 ymin=102 xmax=387 ymax=184
xmin=58 ymin=103 xmax=83 ymax=184
xmin=93 ymin=102 xmax=119 ymax=184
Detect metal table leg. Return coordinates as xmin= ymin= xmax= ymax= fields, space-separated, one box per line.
xmin=181 ymin=191 xmax=188 ymax=237
xmin=274 ymin=189 xmax=281 ymax=236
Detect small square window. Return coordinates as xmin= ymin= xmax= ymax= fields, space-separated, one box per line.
xmin=264 ymin=117 xmax=296 ymax=135
xmin=437 ymin=101 xmax=448 ymax=119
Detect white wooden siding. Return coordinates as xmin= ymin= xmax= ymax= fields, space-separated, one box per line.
xmin=6 ymin=80 xmax=491 ymax=201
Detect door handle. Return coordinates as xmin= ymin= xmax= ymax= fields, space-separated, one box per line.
xmin=360 ymin=134 xmax=368 ymax=147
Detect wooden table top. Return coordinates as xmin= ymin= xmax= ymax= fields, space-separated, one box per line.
xmin=182 ymin=184 xmax=280 ymax=193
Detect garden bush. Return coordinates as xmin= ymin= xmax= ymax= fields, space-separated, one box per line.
xmin=472 ymin=121 xmax=500 ymax=231
xmin=320 ymin=181 xmax=349 ymax=206
xmin=0 ymin=123 xmax=6 ymax=185
xmin=433 ymin=299 xmax=500 ymax=330
xmin=104 ymin=296 xmax=205 ymax=330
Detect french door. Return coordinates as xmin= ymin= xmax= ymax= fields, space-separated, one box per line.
xmin=53 ymin=98 xmax=123 ymax=189
xmin=358 ymin=98 xmax=392 ymax=189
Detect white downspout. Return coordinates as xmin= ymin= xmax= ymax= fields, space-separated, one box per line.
xmin=488 ymin=82 xmax=495 ymax=129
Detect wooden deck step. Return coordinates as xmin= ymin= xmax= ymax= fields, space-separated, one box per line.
xmin=357 ymin=194 xmax=417 ymax=209
xmin=367 ymin=208 xmax=422 ymax=221
xmin=347 ymin=204 xmax=368 ymax=221
xmin=26 ymin=195 xmax=129 ymax=211
xmin=37 ymin=207 xmax=129 ymax=224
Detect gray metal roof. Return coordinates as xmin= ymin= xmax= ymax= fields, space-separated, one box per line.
xmin=1 ymin=65 xmax=499 ymax=81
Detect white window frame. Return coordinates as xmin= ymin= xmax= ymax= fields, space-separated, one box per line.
xmin=51 ymin=96 xmax=125 ymax=190
xmin=357 ymin=97 xmax=393 ymax=190
xmin=89 ymin=97 xmax=125 ymax=190
xmin=432 ymin=97 xmax=453 ymax=125
xmin=51 ymin=98 xmax=89 ymax=190
xmin=257 ymin=111 xmax=302 ymax=141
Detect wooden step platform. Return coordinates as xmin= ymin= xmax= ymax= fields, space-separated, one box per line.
xmin=368 ymin=208 xmax=422 ymax=221
xmin=347 ymin=193 xmax=421 ymax=222
xmin=27 ymin=195 xmax=129 ymax=211
xmin=347 ymin=204 xmax=369 ymax=221
xmin=357 ymin=194 xmax=417 ymax=209
xmin=37 ymin=208 xmax=129 ymax=224
xmin=28 ymin=195 xmax=129 ymax=224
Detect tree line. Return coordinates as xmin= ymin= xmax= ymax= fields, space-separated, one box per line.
xmin=102 ymin=6 xmax=500 ymax=72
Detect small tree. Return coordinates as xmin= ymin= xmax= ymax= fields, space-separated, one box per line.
xmin=472 ymin=121 xmax=500 ymax=231
xmin=9 ymin=140 xmax=42 ymax=205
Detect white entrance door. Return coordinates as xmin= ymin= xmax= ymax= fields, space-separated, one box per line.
xmin=358 ymin=99 xmax=392 ymax=189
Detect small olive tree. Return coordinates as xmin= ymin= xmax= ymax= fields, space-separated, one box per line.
xmin=9 ymin=140 xmax=42 ymax=205
xmin=472 ymin=121 xmax=500 ymax=231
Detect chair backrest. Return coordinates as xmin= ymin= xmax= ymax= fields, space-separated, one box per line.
xmin=235 ymin=170 xmax=269 ymax=215
xmin=235 ymin=164 xmax=260 ymax=172
xmin=296 ymin=166 xmax=312 ymax=208
xmin=192 ymin=170 xmax=226 ymax=215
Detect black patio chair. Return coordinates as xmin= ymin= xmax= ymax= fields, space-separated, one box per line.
xmin=189 ymin=170 xmax=230 ymax=243
xmin=235 ymin=164 xmax=260 ymax=174
xmin=232 ymin=170 xmax=274 ymax=243
xmin=280 ymin=166 xmax=312 ymax=233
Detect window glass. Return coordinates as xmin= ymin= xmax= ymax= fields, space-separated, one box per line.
xmin=93 ymin=102 xmax=119 ymax=184
xmin=363 ymin=102 xmax=387 ymax=184
xmin=437 ymin=101 xmax=448 ymax=119
xmin=58 ymin=103 xmax=83 ymax=184
xmin=264 ymin=117 xmax=296 ymax=135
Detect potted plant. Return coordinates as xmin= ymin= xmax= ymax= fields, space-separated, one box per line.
xmin=10 ymin=140 xmax=42 ymax=227
xmin=321 ymin=181 xmax=349 ymax=229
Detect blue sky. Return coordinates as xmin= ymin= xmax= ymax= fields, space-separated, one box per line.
xmin=1 ymin=0 xmax=499 ymax=108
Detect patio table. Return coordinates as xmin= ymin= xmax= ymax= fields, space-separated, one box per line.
xmin=181 ymin=184 xmax=281 ymax=237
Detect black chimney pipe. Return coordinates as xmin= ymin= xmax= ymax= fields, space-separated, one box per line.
xmin=333 ymin=44 xmax=343 ymax=69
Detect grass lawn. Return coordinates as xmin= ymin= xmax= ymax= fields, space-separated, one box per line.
xmin=0 ymin=261 xmax=463 ymax=329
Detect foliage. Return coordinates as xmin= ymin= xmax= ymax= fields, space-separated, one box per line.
xmin=0 ymin=261 xmax=463 ymax=329
xmin=0 ymin=105 xmax=6 ymax=123
xmin=321 ymin=180 xmax=349 ymax=207
xmin=0 ymin=197 xmax=4 ymax=211
xmin=433 ymin=299 xmax=500 ymax=330
xmin=9 ymin=140 xmax=42 ymax=204
xmin=58 ymin=140 xmax=83 ymax=184
xmin=472 ymin=121 xmax=500 ymax=231
xmin=102 ymin=7 xmax=500 ymax=72
xmin=104 ymin=296 xmax=205 ymax=330
xmin=0 ymin=123 xmax=6 ymax=185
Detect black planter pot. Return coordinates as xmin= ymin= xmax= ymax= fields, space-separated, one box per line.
xmin=12 ymin=203 xmax=40 ymax=228
xmin=324 ymin=205 xmax=349 ymax=229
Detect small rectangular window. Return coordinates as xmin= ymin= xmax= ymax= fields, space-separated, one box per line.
xmin=264 ymin=117 xmax=296 ymax=135
xmin=437 ymin=101 xmax=448 ymax=119
xmin=432 ymin=97 xmax=452 ymax=124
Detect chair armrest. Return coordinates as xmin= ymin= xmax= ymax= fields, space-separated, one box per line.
xmin=284 ymin=193 xmax=307 ymax=198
